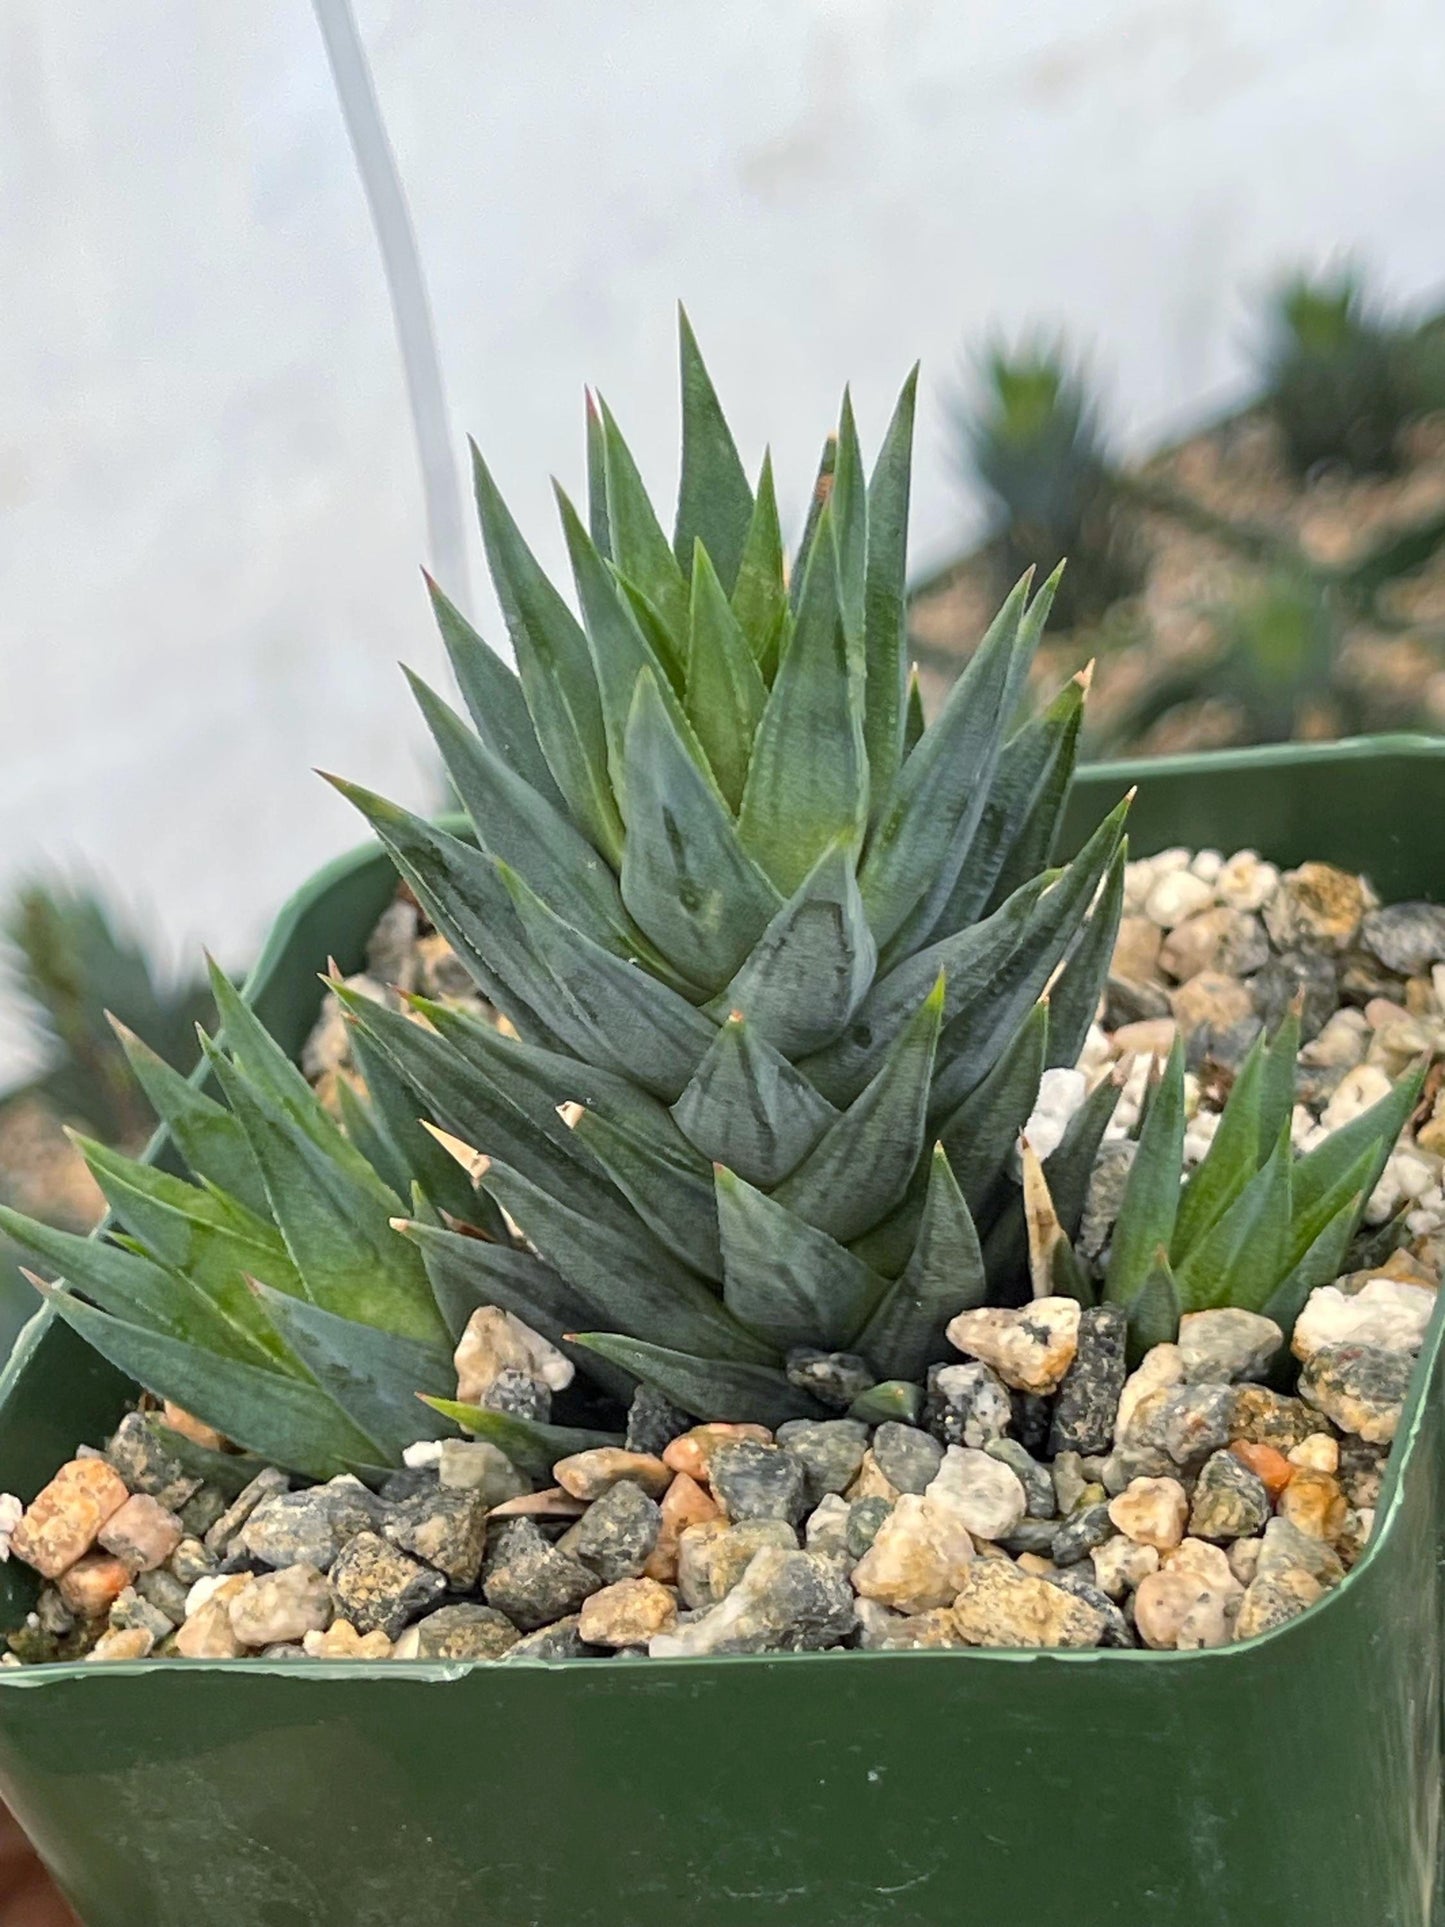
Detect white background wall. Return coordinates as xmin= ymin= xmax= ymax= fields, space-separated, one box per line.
xmin=3 ymin=0 xmax=1443 ymax=1076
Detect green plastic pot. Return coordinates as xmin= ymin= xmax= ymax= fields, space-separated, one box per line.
xmin=1 ymin=736 xmax=1444 ymax=1927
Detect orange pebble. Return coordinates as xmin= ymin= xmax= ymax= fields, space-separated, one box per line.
xmin=56 ymin=1553 xmax=133 ymax=1620
xmin=643 ymin=1473 xmax=721 ymax=1584
xmin=11 ymin=1459 xmax=130 ymax=1580
xmin=661 ymin=1424 xmax=772 ymax=1483
xmin=1230 ymin=1441 xmax=1295 ymax=1502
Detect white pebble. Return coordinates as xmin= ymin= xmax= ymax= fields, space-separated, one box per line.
xmin=1292 ymin=1279 xmax=1436 ymax=1361
xmin=1144 ymin=871 xmax=1215 ymax=930
xmin=1152 ymin=847 xmax=1193 ymax=876
xmin=402 ymin=1441 xmax=445 ymax=1469
xmin=1018 ymin=1067 xmax=1088 ymax=1165
xmin=185 ymin=1574 xmax=232 ymax=1618
xmin=0 ymin=1495 xmax=22 ymax=1563
xmin=1189 ymin=849 xmax=1224 ymax=883
xmin=1321 ymin=1065 xmax=1393 ymax=1132
xmin=1215 ymin=851 xmax=1279 ymax=912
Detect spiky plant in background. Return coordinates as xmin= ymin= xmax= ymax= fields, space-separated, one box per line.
xmin=956 ymin=341 xmax=1139 ymax=628
xmin=1025 ymin=1020 xmax=1423 ymax=1360
xmin=1260 ymin=269 xmax=1415 ymax=478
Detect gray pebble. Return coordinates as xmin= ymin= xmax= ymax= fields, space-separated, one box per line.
xmin=108 ymin=1587 xmax=176 ymax=1641
xmin=403 ymin=1602 xmax=520 ymax=1660
xmin=870 ymin=1422 xmax=944 ymax=1495
xmin=924 ymin=1361 xmax=1012 ymax=1448
xmin=1049 ymin=1305 xmax=1128 ymax=1457
xmin=774 ymin=1420 xmax=869 ymax=1499
xmin=481 ymin=1369 xmax=551 ymax=1422
xmin=651 ymin=1547 xmax=855 ymax=1657
xmin=624 ymin=1386 xmax=689 ymax=1457
xmin=482 ymin=1519 xmax=601 ymax=1632
xmin=985 ymin=1440 xmax=1056 ymax=1519
xmin=168 ymin=1537 xmax=217 ymax=1585
xmin=708 ymin=1441 xmax=809 ymax=1525
xmin=677 ymin=1521 xmax=798 ymax=1608
xmin=784 ymin=1349 xmax=876 ymax=1411
xmin=1250 ymin=950 xmax=1338 ymax=1041
xmin=498 ymin=1615 xmax=603 ymax=1662
xmin=330 ymin=1531 xmax=447 ymax=1638
xmin=1079 ymin=1141 xmax=1135 ymax=1263
xmin=1360 ymin=902 xmax=1445 ymax=976
xmin=999 ymin=1518 xmax=1061 ymax=1557
xmin=1051 ymin=1501 xmax=1116 ymax=1567
xmin=105 ymin=1413 xmax=202 ymax=1511
xmin=1048 ymin=1569 xmax=1136 ymax=1647
xmin=845 ymin=1498 xmax=894 ymax=1560
xmin=1189 ymin=1451 xmax=1271 ymax=1542
xmin=380 ymin=1466 xmax=440 ymax=1503
xmin=135 ymin=1568 xmax=190 ymax=1625
xmin=241 ymin=1484 xmax=384 ymax=1573
xmin=382 ymin=1484 xmax=490 ymax=1588
xmin=571 ymin=1481 xmax=661 ymax=1583
xmin=178 ymin=1485 xmax=229 ymax=1538
xmin=202 ymin=1466 xmax=290 ymax=1555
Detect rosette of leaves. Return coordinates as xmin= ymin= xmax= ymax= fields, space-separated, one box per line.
xmin=1022 ymin=1013 xmax=1424 ymax=1358
xmin=1260 ymin=269 xmax=1415 ymax=478
xmin=1 ymin=318 xmax=1132 ymax=1473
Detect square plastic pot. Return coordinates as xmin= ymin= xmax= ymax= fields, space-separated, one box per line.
xmin=1 ymin=736 xmax=1444 ymax=1927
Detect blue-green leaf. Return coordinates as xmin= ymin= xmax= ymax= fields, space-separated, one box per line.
xmin=567 ymin=1335 xmax=824 ymax=1428
xmin=862 ymin=367 xmax=918 ymax=813
xmin=714 ymin=1168 xmax=885 ymax=1352
xmin=684 ymin=543 xmax=768 ymax=810
xmin=1105 ymin=1039 xmax=1187 ymax=1309
xmin=424 ymin=571 xmax=564 ymax=810
xmin=671 ymin=1012 xmax=837 ymax=1187
xmin=856 ymin=1146 xmax=985 ymax=1381
xmin=419 ymin=1398 xmax=623 ymax=1481
xmin=109 ymin=1018 xmax=268 ymax=1218
xmin=674 ymin=309 xmax=753 ymax=590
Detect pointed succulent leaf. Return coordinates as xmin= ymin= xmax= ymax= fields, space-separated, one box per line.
xmin=249 ymin=1282 xmax=456 ymax=1464
xmin=480 ymin=1159 xmax=775 ymax=1365
xmin=730 ymin=452 xmax=788 ymax=671
xmin=419 ymin=1398 xmax=623 ymax=1481
xmin=145 ymin=1418 xmax=271 ymax=1499
xmin=1258 ymin=1000 xmax=1303 ymax=1157
xmin=830 ymin=389 xmax=868 ymax=661
xmin=772 ymin=976 xmax=944 ymax=1244
xmin=674 ymin=310 xmax=753 ymax=589
xmin=965 ymin=676 xmax=1088 ymax=925
xmin=344 ymin=1019 xmax=506 ymax=1236
xmin=499 ymin=860 xmax=716 ymax=1099
xmin=737 ymin=508 xmax=868 ymax=894
xmin=1171 ymin=1035 xmax=1268 ymax=1262
xmin=39 ymin=1288 xmax=384 ymax=1480
xmin=709 ymin=840 xmax=877 ymax=1057
xmin=855 ymin=1145 xmax=986 ymax=1382
xmin=423 ymin=572 xmax=564 ymax=809
xmin=618 ymin=671 xmax=781 ymax=991
xmin=322 ymin=778 xmax=580 ymax=1047
xmin=405 ymin=668 xmax=660 ymax=973
xmin=1125 ymin=1250 xmax=1183 ymax=1362
xmin=714 ymin=1167 xmax=885 ymax=1352
xmin=671 ymin=1012 xmax=838 ymax=1188
xmin=684 ymin=543 xmax=768 ymax=810
xmin=571 ymin=1105 xmax=722 ymax=1281
xmin=1175 ymin=1126 xmax=1292 ymax=1315
xmin=336 ymin=988 xmax=638 ymax=1242
xmin=202 ymin=1041 xmax=448 ymax=1348
xmin=1261 ymin=1188 xmax=1368 ymax=1335
xmin=207 ymin=963 xmax=395 ymax=1210
xmin=859 ymin=574 xmax=1029 ymax=956
xmin=1105 ymin=1037 xmax=1187 ymax=1309
xmin=584 ymin=390 xmax=611 ymax=557
xmin=109 ymin=1018 xmax=268 ymax=1218
xmin=598 ymin=398 xmax=691 ymax=670
xmin=568 ymin=1334 xmax=825 ymax=1428
xmin=1045 ymin=846 xmax=1126 ymax=1072
xmin=1285 ymin=1147 xmax=1376 ymax=1275
xmin=848 ymin=1381 xmax=926 ymax=1425
xmin=0 ymin=1205 xmax=222 ymax=1348
xmin=935 ymin=999 xmax=1049 ymax=1222
xmin=791 ymin=432 xmax=838 ymax=611
xmin=471 ymin=442 xmax=623 ymax=863
xmin=862 ymin=367 xmax=918 ymax=811
xmin=1292 ymin=1060 xmax=1425 ymax=1219
xmin=904 ymin=667 xmax=925 ymax=751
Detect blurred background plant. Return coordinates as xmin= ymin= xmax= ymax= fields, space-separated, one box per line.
xmin=953 ymin=341 xmax=1141 ymax=630
xmin=0 ymin=882 xmax=216 ymax=1354
xmin=912 ymin=266 xmax=1445 ymax=755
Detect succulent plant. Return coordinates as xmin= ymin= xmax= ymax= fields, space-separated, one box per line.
xmin=0 ymin=320 xmax=1136 ymax=1473
xmin=1259 ymin=268 xmax=1415 ymax=478
xmin=1024 ymin=1014 xmax=1423 ymax=1358
xmin=956 ymin=340 xmax=1138 ymax=627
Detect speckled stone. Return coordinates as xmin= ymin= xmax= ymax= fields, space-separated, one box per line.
xmin=862 ymin=1604 xmax=966 ymax=1651
xmin=924 ymin=1361 xmax=1013 ymax=1448
xmin=1299 ymin=1342 xmax=1414 ymax=1443
xmin=1229 ymin=1385 xmax=1330 ymax=1451
xmin=578 ymin=1577 xmax=678 ymax=1648
xmin=394 ymin=1602 xmax=520 ymax=1661
xmin=851 ymin=1492 xmax=976 ymax=1614
xmin=1338 ymin=1438 xmax=1387 ymax=1510
xmin=554 ymin=1449 xmax=672 ymax=1502
xmin=228 ymin=1564 xmax=334 ymax=1646
xmin=133 ymin=1568 xmax=190 ymax=1626
xmin=998 ymin=1518 xmax=1062 ymax=1558
xmin=871 ymin=1423 xmax=945 ymax=1495
xmin=96 ymin=1493 xmax=184 ymax=1574
xmin=379 ymin=1484 xmax=489 ymax=1588
xmin=179 ymin=1486 xmax=228 ymax=1538
xmin=11 ymin=1458 xmax=131 ymax=1580
xmin=1051 ymin=1501 xmax=1116 ymax=1567
xmin=1079 ymin=1141 xmax=1136 ymax=1263
xmin=240 ymin=1483 xmax=384 ymax=1573
xmin=168 ymin=1537 xmax=217 ymax=1586
xmin=498 ymin=1615 xmax=602 ymax=1662
xmin=1250 ymin=950 xmax=1339 ymax=1041
xmin=103 ymin=1413 xmax=201 ymax=1511
xmin=437 ymin=1440 xmax=529 ymax=1506
xmin=571 ymin=1480 xmax=661 ymax=1583
xmin=708 ymin=1441 xmax=809 ymax=1525
xmin=951 ymin=1561 xmax=1106 ymax=1649
xmin=928 ymin=1447 xmax=1027 ymax=1543
xmin=774 ymin=1420 xmax=869 ymax=1499
xmin=479 ymin=1368 xmax=551 ymax=1422
xmin=675 ymin=1520 xmax=798 ymax=1609
xmin=481 ymin=1519 xmax=601 ymax=1631
xmin=624 ymin=1386 xmax=690 ymax=1457
xmin=650 ymin=1548 xmax=854 ymax=1658
xmin=1107 ymin=1477 xmax=1189 ymax=1551
xmin=1359 ymin=901 xmax=1445 ymax=976
xmin=845 ymin=1497 xmax=894 ymax=1560
xmin=984 ymin=1440 xmax=1056 ymax=1519
xmin=1263 ymin=863 xmax=1366 ymax=953
xmin=1010 ymin=1391 xmax=1053 ymax=1457
xmin=1234 ymin=1567 xmax=1324 ymax=1639
xmin=1178 ymin=1309 xmax=1284 ymax=1385
xmin=1091 ymin=1536 xmax=1159 ymax=1599
xmin=1188 ymin=1451 xmax=1271 ymax=1543
xmin=1048 ymin=1305 xmax=1128 ymax=1456
xmin=202 ymin=1466 xmax=289 ymax=1555
xmin=783 ymin=1349 xmax=876 ymax=1411
xmin=1048 ymin=1568 xmax=1135 ymax=1646
xmin=108 ymin=1587 xmax=176 ymax=1642
xmin=1255 ymin=1515 xmax=1345 ymax=1590
xmin=329 ymin=1531 xmax=446 ymax=1638
xmin=946 ymin=1298 xmax=1081 ymax=1394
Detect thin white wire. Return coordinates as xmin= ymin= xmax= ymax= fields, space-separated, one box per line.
xmin=311 ymin=0 xmax=471 ymax=612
